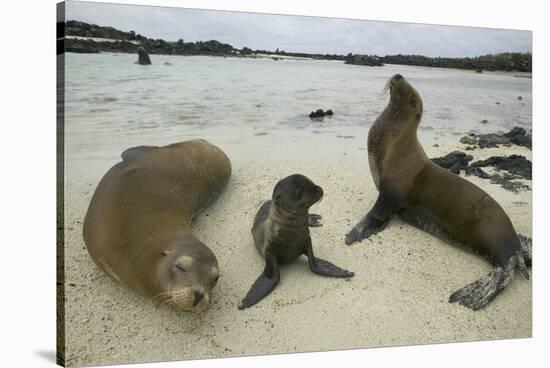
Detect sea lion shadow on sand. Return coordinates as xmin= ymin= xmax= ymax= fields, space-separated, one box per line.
xmin=239 ymin=174 xmax=354 ymax=310
xmin=345 ymin=74 xmax=531 ymax=311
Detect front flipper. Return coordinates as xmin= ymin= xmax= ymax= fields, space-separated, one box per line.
xmin=305 ymin=237 xmax=354 ymax=278
xmin=448 ymin=256 xmax=518 ymax=310
xmin=308 ymin=213 xmax=322 ymax=227
xmin=238 ymin=254 xmax=280 ymax=310
xmin=345 ymin=192 xmax=397 ymax=245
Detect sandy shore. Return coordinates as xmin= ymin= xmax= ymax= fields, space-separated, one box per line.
xmin=62 ymin=137 xmax=532 ymax=367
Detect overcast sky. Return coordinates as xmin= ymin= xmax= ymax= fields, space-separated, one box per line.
xmin=65 ymin=1 xmax=532 ymax=57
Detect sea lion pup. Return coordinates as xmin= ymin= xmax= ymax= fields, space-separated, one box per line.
xmin=345 ymin=74 xmax=531 ymax=310
xmin=136 ymin=46 xmax=151 ymax=65
xmin=239 ymin=174 xmax=354 ymax=310
xmin=83 ymin=139 xmax=231 ymax=313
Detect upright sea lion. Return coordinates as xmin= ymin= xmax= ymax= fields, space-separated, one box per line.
xmin=345 ymin=74 xmax=531 ymax=310
xmin=239 ymin=174 xmax=354 ymax=310
xmin=136 ymin=46 xmax=151 ymax=65
xmin=83 ymin=139 xmax=231 ymax=313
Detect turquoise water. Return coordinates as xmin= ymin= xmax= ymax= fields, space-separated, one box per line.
xmin=63 ymin=52 xmax=532 ymax=164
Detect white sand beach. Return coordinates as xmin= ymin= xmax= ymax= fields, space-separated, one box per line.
xmin=62 ymin=140 xmax=531 ymax=367
xmin=60 ymin=54 xmax=532 ymax=367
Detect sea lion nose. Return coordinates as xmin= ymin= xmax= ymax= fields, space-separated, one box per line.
xmin=193 ymin=291 xmax=204 ymax=306
xmin=316 ymin=186 xmax=324 ymax=197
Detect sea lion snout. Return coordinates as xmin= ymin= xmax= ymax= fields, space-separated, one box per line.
xmin=166 ymin=286 xmax=210 ymax=313
xmin=386 ymin=74 xmax=423 ymax=116
xmin=309 ymin=185 xmax=324 ymax=205
xmin=193 ymin=290 xmax=205 ymax=306
xmin=155 ymin=237 xmax=219 ymax=312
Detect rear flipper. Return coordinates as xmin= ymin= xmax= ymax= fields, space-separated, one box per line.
xmin=308 ymin=213 xmax=322 ymax=227
xmin=518 ymin=234 xmax=532 ymax=267
xmin=238 ymin=254 xmax=280 ymax=310
xmin=305 ymin=237 xmax=354 ymax=278
xmin=449 ymin=254 xmax=529 ymax=310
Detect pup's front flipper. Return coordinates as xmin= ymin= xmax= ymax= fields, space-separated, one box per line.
xmin=345 ymin=192 xmax=397 ymax=245
xmin=308 ymin=213 xmax=322 ymax=227
xmin=238 ymin=254 xmax=280 ymax=310
xmin=448 ymin=256 xmax=521 ymax=310
xmin=305 ymin=238 xmax=354 ymax=278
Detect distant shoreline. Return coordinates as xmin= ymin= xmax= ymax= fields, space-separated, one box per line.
xmin=60 ymin=20 xmax=532 ymax=73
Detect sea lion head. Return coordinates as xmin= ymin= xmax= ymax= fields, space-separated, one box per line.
xmin=386 ymin=74 xmax=423 ymax=125
xmin=155 ymin=234 xmax=219 ymax=313
xmin=272 ymin=174 xmax=324 ymax=213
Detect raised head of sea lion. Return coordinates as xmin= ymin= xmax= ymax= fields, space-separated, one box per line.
xmin=345 ymin=74 xmax=531 ymax=310
xmin=239 ymin=174 xmax=354 ymax=310
xmin=83 ymin=139 xmax=230 ymax=313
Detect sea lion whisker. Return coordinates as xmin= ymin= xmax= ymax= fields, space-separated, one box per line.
xmin=382 ymin=79 xmax=391 ymax=95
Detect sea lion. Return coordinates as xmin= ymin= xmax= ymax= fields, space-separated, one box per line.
xmin=345 ymin=74 xmax=531 ymax=310
xmin=239 ymin=174 xmax=354 ymax=310
xmin=136 ymin=46 xmax=151 ymax=65
xmin=83 ymin=139 xmax=231 ymax=313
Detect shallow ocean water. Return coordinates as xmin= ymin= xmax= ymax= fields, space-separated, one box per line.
xmin=64 ymin=52 xmax=532 ymax=165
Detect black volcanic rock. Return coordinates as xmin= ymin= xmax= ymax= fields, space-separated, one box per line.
xmin=345 ymin=54 xmax=383 ymax=66
xmin=60 ymin=21 xmax=532 ymax=72
xmin=431 ymin=151 xmax=473 ymax=174
xmin=510 ymin=135 xmax=532 ymax=149
xmin=468 ymin=155 xmax=531 ymax=180
xmin=459 ymin=127 xmax=532 ymax=150
xmin=309 ymin=109 xmax=334 ymax=119
xmin=137 ymin=46 xmax=152 ymax=65
xmin=464 ymin=154 xmax=531 ymax=192
xmin=432 ymin=150 xmax=531 ymax=193
xmin=503 ymin=127 xmax=527 ymax=138
xmin=65 ymin=42 xmax=100 ymax=54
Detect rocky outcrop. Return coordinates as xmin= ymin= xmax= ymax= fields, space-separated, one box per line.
xmin=459 ymin=127 xmax=532 ymax=150
xmin=468 ymin=155 xmax=531 ymax=180
xmin=431 ymin=151 xmax=473 ymax=174
xmin=345 ymin=54 xmax=383 ymax=66
xmin=309 ymin=109 xmax=334 ymax=119
xmin=137 ymin=46 xmax=151 ymax=65
xmin=432 ymin=151 xmax=531 ymax=193
xmin=379 ymin=53 xmax=531 ymax=72
xmin=61 ymin=20 xmax=532 ymax=72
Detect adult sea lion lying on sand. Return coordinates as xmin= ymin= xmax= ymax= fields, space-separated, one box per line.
xmin=83 ymin=139 xmax=231 ymax=313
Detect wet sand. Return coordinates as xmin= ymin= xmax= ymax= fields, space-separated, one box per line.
xmin=62 ymin=137 xmax=532 ymax=367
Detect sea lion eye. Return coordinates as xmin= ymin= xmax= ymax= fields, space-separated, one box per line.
xmin=295 ymin=187 xmax=303 ymax=198
xmin=174 ymin=264 xmax=186 ymax=272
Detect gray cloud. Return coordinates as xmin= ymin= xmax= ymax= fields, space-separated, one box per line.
xmin=66 ymin=1 xmax=532 ymax=57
